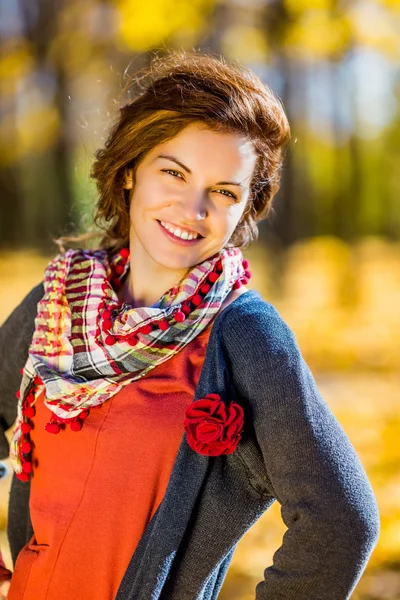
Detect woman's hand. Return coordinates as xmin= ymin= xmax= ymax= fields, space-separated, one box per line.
xmin=0 ymin=578 xmax=11 ymax=599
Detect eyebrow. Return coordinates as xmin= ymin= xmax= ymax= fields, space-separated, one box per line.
xmin=155 ymin=154 xmax=244 ymax=187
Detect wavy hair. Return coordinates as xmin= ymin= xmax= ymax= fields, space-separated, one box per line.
xmin=57 ymin=50 xmax=290 ymax=252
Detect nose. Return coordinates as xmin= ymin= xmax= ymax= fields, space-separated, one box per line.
xmin=180 ymin=190 xmax=207 ymax=222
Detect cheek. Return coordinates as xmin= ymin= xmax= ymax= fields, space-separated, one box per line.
xmin=208 ymin=208 xmax=245 ymax=249
xmin=132 ymin=174 xmax=180 ymax=214
xmin=129 ymin=184 xmax=163 ymax=221
xmin=220 ymin=204 xmax=247 ymax=234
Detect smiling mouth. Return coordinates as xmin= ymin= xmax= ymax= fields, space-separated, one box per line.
xmin=157 ymin=220 xmax=204 ymax=241
xmin=157 ymin=219 xmax=204 ymax=247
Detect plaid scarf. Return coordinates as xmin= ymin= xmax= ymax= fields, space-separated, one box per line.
xmin=11 ymin=246 xmax=247 ymax=474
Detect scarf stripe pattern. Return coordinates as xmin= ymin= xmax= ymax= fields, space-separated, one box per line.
xmin=10 ymin=245 xmax=249 ymax=475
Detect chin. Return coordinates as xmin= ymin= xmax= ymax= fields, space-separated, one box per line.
xmin=151 ymin=251 xmax=200 ymax=272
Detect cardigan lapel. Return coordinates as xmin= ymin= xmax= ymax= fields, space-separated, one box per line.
xmin=116 ymin=307 xmax=231 ymax=600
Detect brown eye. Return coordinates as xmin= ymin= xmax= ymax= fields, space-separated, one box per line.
xmin=215 ymin=189 xmax=237 ymax=200
xmin=161 ymin=169 xmax=184 ymax=180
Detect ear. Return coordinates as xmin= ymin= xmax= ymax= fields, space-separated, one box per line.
xmin=123 ymin=168 xmax=133 ymax=190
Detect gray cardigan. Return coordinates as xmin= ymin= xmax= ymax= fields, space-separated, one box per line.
xmin=0 ymin=284 xmax=380 ymax=599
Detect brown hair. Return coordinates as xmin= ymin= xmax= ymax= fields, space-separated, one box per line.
xmin=57 ymin=49 xmax=290 ymax=252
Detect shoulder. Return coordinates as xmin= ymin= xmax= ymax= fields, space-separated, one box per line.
xmin=0 ymin=282 xmax=45 ymax=445
xmin=2 ymin=248 xmax=83 ymax=329
xmin=219 ymin=285 xmax=248 ymax=312
xmin=1 ymin=282 xmax=44 ymax=332
xmin=0 ymin=281 xmax=45 ymax=362
xmin=216 ymin=289 xmax=301 ymax=365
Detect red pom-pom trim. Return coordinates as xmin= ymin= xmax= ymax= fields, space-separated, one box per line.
xmin=158 ymin=320 xmax=169 ymax=331
xmin=208 ymin=272 xmax=218 ymax=283
xmin=105 ymin=335 xmax=117 ymax=345
xmin=21 ymin=422 xmax=32 ymax=433
xmin=16 ymin=472 xmax=29 ymax=482
xmin=24 ymin=406 xmax=35 ymax=419
xmin=174 ymin=311 xmax=186 ymax=323
xmin=21 ymin=441 xmax=32 ymax=453
xmin=45 ymin=423 xmax=61 ymax=434
xmin=119 ymin=248 xmax=130 ymax=259
xmin=182 ymin=304 xmax=191 ymax=315
xmin=22 ymin=461 xmax=32 ymax=473
xmin=242 ymin=259 xmax=249 ymax=269
xmin=70 ymin=420 xmax=82 ymax=432
xmin=200 ymin=284 xmax=211 ymax=294
xmin=114 ymin=264 xmax=124 ymax=275
xmin=102 ymin=320 xmax=112 ymax=332
xmin=141 ymin=324 xmax=152 ymax=335
xmin=25 ymin=390 xmax=35 ymax=404
xmin=192 ymin=294 xmax=202 ymax=306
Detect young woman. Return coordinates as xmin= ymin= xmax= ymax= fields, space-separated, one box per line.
xmin=0 ymin=51 xmax=379 ymax=600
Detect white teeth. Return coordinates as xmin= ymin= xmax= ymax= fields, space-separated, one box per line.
xmin=160 ymin=221 xmax=200 ymax=241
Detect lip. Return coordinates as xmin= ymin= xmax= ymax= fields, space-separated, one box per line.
xmin=157 ymin=220 xmax=204 ymax=246
xmin=159 ymin=219 xmax=203 ymax=237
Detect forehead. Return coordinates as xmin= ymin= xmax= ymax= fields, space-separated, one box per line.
xmin=146 ymin=123 xmax=257 ymax=180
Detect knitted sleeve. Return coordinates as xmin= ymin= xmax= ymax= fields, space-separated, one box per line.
xmin=0 ymin=283 xmax=44 ymax=458
xmin=221 ymin=297 xmax=380 ymax=600
xmin=0 ymin=284 xmax=43 ymax=566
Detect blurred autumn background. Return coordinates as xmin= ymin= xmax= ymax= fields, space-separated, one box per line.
xmin=0 ymin=0 xmax=399 ymax=598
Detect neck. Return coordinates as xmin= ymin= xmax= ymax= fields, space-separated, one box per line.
xmin=120 ymin=236 xmax=189 ymax=308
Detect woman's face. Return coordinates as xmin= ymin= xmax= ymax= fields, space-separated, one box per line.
xmin=124 ymin=122 xmax=257 ymax=271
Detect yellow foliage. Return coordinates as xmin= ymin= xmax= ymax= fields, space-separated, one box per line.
xmin=17 ymin=105 xmax=60 ymax=158
xmin=221 ymin=26 xmax=269 ymax=64
xmin=0 ymin=252 xmax=50 ymax=326
xmin=0 ymin=103 xmax=60 ymax=166
xmin=0 ymin=45 xmax=33 ymax=82
xmin=379 ymin=0 xmax=400 ymax=11
xmin=246 ymin=236 xmax=400 ymax=372
xmin=48 ymin=32 xmax=94 ymax=74
xmin=284 ymin=0 xmax=335 ymax=16
xmin=349 ymin=2 xmax=400 ymax=60
xmin=0 ymin=120 xmax=19 ymax=165
xmin=115 ymin=0 xmax=214 ymax=51
xmin=284 ymin=11 xmax=352 ymax=59
xmin=282 ymin=0 xmax=400 ymax=60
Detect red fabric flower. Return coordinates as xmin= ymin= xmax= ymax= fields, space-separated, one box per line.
xmin=184 ymin=393 xmax=244 ymax=456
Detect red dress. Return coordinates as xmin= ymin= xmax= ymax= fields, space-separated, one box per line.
xmin=7 ymin=324 xmax=211 ymax=600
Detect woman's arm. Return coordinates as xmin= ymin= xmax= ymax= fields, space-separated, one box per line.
xmin=0 ymin=283 xmax=44 ymax=458
xmin=221 ymin=299 xmax=380 ymax=600
xmin=0 ymin=285 xmax=42 ymax=568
